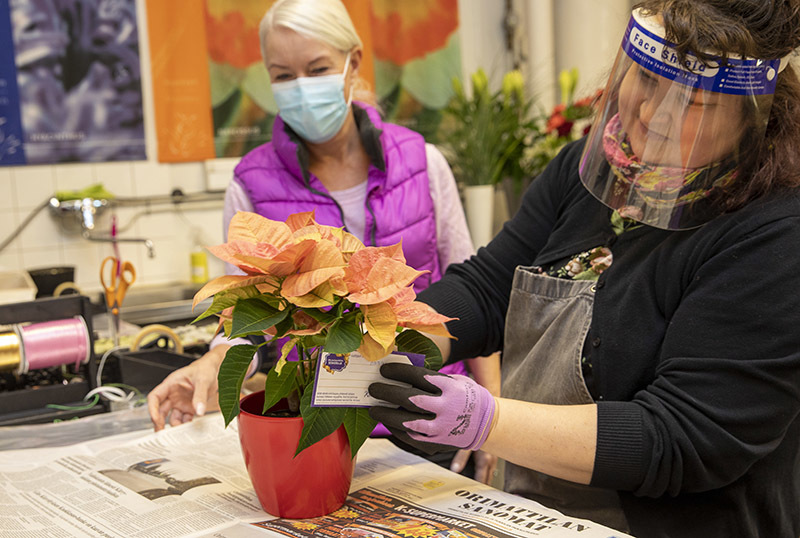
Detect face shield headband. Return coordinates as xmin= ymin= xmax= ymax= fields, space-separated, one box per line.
xmin=578 ymin=8 xmax=788 ymax=230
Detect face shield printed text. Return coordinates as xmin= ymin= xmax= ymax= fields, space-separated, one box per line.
xmin=621 ymin=12 xmax=780 ymax=96
xmin=626 ymin=26 xmax=716 ymax=77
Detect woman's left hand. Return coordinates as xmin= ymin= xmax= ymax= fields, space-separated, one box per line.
xmin=368 ymin=363 xmax=497 ymax=453
xmin=450 ymin=449 xmax=499 ymax=485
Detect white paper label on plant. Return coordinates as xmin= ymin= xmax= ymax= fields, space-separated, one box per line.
xmin=311 ymin=350 xmax=424 ymax=407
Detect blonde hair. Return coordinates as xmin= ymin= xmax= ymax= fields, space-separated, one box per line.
xmin=259 ymin=0 xmax=375 ymax=105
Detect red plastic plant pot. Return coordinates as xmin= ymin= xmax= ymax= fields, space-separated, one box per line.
xmin=237 ymin=391 xmax=354 ymax=518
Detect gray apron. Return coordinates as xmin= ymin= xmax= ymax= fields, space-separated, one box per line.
xmin=502 ymin=266 xmax=629 ymax=532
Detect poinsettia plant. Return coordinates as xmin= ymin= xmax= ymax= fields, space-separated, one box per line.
xmin=192 ymin=211 xmax=454 ymax=457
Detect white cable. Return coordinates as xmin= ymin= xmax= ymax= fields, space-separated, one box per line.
xmin=85 ymin=386 xmax=128 ymax=402
xmin=96 ymin=346 xmax=124 ymax=387
xmin=92 ymin=346 xmax=144 ymax=406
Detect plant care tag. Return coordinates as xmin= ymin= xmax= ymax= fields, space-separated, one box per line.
xmin=311 ymin=350 xmax=424 ymax=407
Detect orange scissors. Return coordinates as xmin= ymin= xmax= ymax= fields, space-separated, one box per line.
xmin=101 ymin=256 xmax=136 ymax=346
xmin=100 ymin=256 xmax=136 ymax=315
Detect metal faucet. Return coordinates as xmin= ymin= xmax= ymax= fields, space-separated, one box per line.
xmin=49 ymin=197 xmax=109 ymax=232
xmin=48 ymin=197 xmax=155 ymax=257
xmin=82 ymin=231 xmax=156 ymax=258
xmin=80 ymin=198 xmax=102 ymax=230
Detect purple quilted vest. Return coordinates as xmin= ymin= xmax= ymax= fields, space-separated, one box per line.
xmin=234 ymin=102 xmax=442 ymax=291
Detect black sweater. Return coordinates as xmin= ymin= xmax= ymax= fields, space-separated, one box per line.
xmin=419 ymin=140 xmax=800 ymax=537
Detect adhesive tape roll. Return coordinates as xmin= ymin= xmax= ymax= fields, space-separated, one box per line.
xmin=131 ymin=324 xmax=184 ymax=354
xmin=53 ymin=281 xmax=83 ymax=297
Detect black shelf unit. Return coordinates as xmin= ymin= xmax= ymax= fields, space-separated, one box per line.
xmin=0 ymin=295 xmax=105 ymax=426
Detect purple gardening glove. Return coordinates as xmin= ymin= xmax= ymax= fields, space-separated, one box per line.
xmin=368 ymin=363 xmax=496 ymax=455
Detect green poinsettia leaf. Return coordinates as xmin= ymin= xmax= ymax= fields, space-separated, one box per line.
xmin=301 ymin=333 xmax=327 ymax=349
xmin=300 ymin=306 xmax=338 ymax=325
xmin=193 ymin=286 xmax=260 ymax=323
xmin=272 ymin=314 xmax=294 ymax=338
xmin=229 ymin=298 xmax=290 ymax=339
xmin=263 ymin=361 xmax=299 ymax=414
xmin=324 ymin=318 xmax=363 ymax=354
xmin=256 ymin=293 xmax=285 ymax=309
xmin=343 ymin=407 xmax=377 ymax=458
xmin=218 ymin=344 xmax=258 ymax=427
xmin=296 ymin=387 xmax=347 ymax=456
xmin=396 ymin=330 xmax=443 ymax=371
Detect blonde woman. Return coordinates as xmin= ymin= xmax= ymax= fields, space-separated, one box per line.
xmin=148 ymin=0 xmax=500 ymax=484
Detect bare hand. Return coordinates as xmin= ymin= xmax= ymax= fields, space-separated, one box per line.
xmin=146 ymin=346 xmax=228 ymax=431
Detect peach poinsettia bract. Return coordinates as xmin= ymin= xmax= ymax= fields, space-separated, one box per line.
xmin=193 ymin=211 xmax=454 ymax=362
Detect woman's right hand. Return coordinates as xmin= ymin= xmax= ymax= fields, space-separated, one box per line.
xmin=147 ymin=345 xmax=230 ymax=431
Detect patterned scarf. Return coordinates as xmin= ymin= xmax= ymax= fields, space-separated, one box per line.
xmin=602 ymin=113 xmax=737 ymax=208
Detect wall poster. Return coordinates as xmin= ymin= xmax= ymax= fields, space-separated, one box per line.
xmin=149 ymin=0 xmax=461 ymax=162
xmin=0 ymin=0 xmax=147 ymax=166
xmin=371 ymin=0 xmax=462 ymax=141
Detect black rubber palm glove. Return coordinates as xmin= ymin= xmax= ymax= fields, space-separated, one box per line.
xmin=368 ymin=363 xmax=496 ymax=455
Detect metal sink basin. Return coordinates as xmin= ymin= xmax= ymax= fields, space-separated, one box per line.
xmin=115 ymin=282 xmax=212 ymax=325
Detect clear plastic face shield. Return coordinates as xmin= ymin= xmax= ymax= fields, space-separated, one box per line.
xmin=579 ymin=9 xmax=787 ymax=230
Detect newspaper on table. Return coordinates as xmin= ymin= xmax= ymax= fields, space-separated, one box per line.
xmin=0 ymin=413 xmax=633 ymax=538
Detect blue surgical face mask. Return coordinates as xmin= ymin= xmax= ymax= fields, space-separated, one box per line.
xmin=271 ymin=53 xmax=353 ymax=144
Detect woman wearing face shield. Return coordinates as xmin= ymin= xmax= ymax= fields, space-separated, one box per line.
xmin=146 ymin=0 xmax=500 ymax=483
xmin=367 ymin=1 xmax=800 ymax=536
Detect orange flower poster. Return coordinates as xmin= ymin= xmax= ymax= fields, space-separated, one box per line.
xmin=372 ymin=0 xmax=462 ymax=140
xmin=146 ymin=0 xmax=215 ymax=162
xmin=147 ymin=0 xmax=460 ymax=162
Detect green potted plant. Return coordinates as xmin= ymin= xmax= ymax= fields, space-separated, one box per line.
xmin=192 ymin=210 xmax=452 ymax=518
xmin=438 ymin=68 xmax=540 ymax=189
xmin=437 ymin=68 xmax=542 ymax=247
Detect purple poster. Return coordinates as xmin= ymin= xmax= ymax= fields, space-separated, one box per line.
xmin=0 ymin=0 xmax=146 ymax=165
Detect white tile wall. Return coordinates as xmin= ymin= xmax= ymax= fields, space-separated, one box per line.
xmin=13 ymin=166 xmax=55 ymax=210
xmin=0 ymin=161 xmax=226 ymax=296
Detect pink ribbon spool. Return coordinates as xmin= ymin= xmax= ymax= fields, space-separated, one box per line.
xmin=18 ymin=317 xmax=90 ymax=372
